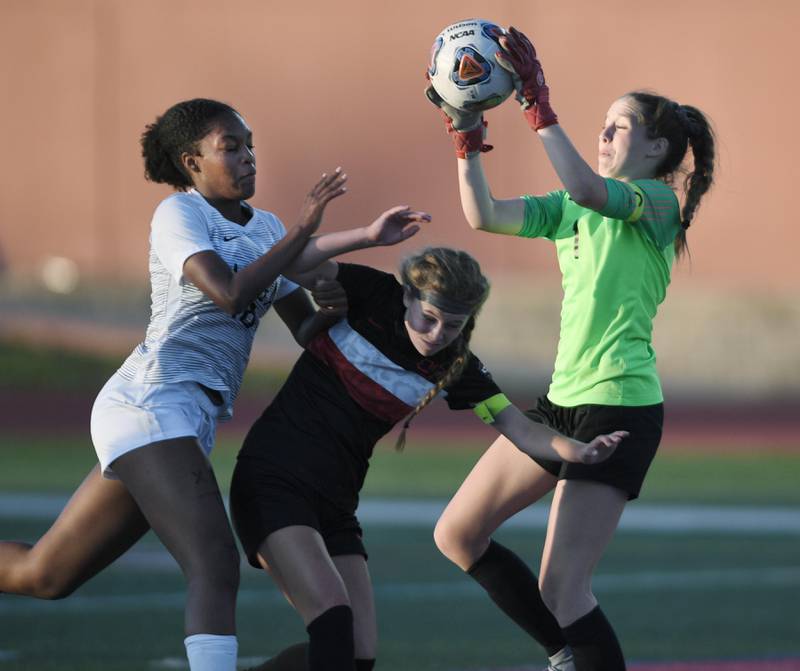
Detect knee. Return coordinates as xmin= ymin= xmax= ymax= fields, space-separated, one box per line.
xmin=16 ymin=562 xmax=78 ymax=600
xmin=305 ymin=591 xmax=352 ymax=624
xmin=539 ymin=571 xmax=591 ymax=622
xmin=187 ymin=541 xmax=241 ymax=593
xmin=433 ymin=517 xmax=483 ymax=569
xmin=216 ymin=543 xmax=241 ymax=591
xmin=538 ymin=573 xmax=561 ymax=614
xmin=432 ymin=516 xmax=460 ymax=560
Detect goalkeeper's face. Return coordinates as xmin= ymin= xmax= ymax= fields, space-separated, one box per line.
xmin=597 ymin=97 xmax=663 ymax=181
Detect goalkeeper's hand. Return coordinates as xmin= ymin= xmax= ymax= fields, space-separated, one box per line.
xmin=424 ymin=82 xmax=493 ymax=159
xmin=495 ymin=26 xmax=558 ymax=131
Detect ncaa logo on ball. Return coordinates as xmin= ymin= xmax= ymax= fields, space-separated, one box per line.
xmin=428 ymin=19 xmax=515 ymax=112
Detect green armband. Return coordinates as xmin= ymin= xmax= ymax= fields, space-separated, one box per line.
xmin=473 ymin=393 xmax=512 ymax=425
xmin=626 ymin=183 xmax=646 ymax=223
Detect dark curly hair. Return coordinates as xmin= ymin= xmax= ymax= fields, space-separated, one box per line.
xmin=140 ymin=98 xmax=240 ymax=190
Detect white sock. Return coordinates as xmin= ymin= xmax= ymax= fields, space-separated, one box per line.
xmin=548 ymin=645 xmax=575 ymax=669
xmin=184 ymin=633 xmax=237 ymax=671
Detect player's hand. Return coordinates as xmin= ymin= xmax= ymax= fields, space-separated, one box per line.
xmin=296 ymin=168 xmax=348 ymax=234
xmin=425 ymin=80 xmax=493 ymax=159
xmin=311 ymin=277 xmax=348 ymax=320
xmin=495 ymin=27 xmax=558 ymax=131
xmin=561 ymin=430 xmax=628 ymax=464
xmin=366 ymin=206 xmax=430 ymax=246
xmin=425 ymin=83 xmax=483 ymax=131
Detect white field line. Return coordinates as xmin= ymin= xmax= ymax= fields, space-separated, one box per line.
xmin=2 ymin=567 xmax=800 ymax=615
xmin=150 ymin=657 xmax=267 ymax=669
xmin=3 ymin=494 xmax=800 ymax=534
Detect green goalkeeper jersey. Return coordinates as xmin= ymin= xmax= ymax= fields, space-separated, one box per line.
xmin=520 ymin=178 xmax=680 ymax=407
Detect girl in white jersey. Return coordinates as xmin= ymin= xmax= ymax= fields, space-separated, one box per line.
xmin=426 ymin=28 xmax=716 ymax=671
xmin=0 ymin=98 xmax=427 ymax=671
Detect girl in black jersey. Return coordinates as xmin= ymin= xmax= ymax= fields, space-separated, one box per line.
xmin=230 ymin=247 xmax=628 ymax=671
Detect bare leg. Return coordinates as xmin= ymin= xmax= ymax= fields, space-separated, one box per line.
xmin=434 ymin=435 xmax=568 ymax=658
xmin=0 ymin=464 xmax=149 ymax=599
xmin=539 ymin=480 xmax=627 ymax=626
xmin=434 ymin=434 xmax=557 ymax=568
xmin=111 ymin=437 xmax=239 ymax=635
xmin=257 ymin=526 xmax=354 ymax=670
xmin=333 ymin=555 xmax=377 ymax=661
xmin=246 ymin=550 xmax=373 ymax=671
xmin=256 ymin=526 xmax=350 ymax=625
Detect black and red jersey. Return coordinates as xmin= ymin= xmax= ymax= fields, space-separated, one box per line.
xmin=238 ymin=263 xmax=501 ymax=510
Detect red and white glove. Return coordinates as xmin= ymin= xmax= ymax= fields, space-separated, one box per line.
xmin=495 ymin=26 xmax=558 ymax=132
xmin=424 ymin=82 xmax=493 ymax=159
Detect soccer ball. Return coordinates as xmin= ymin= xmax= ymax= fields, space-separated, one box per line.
xmin=427 ymin=19 xmax=514 ymax=112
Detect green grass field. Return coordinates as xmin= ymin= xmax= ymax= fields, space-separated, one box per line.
xmin=1 ymin=432 xmax=799 ymax=670
xmin=1 ymin=341 xmax=799 ymax=669
xmin=2 ymin=433 xmax=800 ymax=506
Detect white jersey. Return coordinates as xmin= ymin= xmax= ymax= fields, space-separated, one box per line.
xmin=118 ymin=190 xmax=298 ymax=419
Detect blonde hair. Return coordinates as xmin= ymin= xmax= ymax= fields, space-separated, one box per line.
xmin=395 ymin=247 xmax=490 ymax=450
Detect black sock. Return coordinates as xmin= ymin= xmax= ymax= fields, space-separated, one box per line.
xmin=247 ymin=642 xmax=308 ymax=670
xmin=561 ymin=606 xmax=625 ymax=671
xmin=306 ymin=605 xmax=354 ymax=671
xmin=467 ymin=540 xmax=566 ymax=656
xmin=246 ymin=644 xmax=371 ymax=671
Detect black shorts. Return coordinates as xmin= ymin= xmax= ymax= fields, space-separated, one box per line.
xmin=229 ymin=456 xmax=367 ymax=569
xmin=526 ymin=396 xmax=664 ymax=500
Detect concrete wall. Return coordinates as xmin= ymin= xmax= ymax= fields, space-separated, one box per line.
xmin=1 ymin=0 xmax=797 ymax=290
xmin=1 ymin=0 xmax=798 ymax=398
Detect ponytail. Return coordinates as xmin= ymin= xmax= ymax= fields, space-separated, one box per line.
xmin=675 ymin=104 xmax=715 ymax=257
xmin=626 ymin=91 xmax=717 ymax=258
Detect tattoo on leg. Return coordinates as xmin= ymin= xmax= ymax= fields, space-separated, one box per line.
xmin=191 ymin=466 xmax=213 ymax=486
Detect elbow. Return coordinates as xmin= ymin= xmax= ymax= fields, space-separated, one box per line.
xmin=216 ymin=290 xmax=252 ymax=316
xmin=228 ymin=297 xmax=250 ymax=316
xmin=464 ymin=204 xmax=497 ymax=232
xmin=466 ymin=215 xmax=489 ymax=232
xmin=567 ymin=188 xmax=601 ymax=210
xmin=567 ymin=179 xmax=607 ymax=211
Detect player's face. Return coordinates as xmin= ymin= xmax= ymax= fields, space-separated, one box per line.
xmin=597 ymin=97 xmax=659 ymax=180
xmin=188 ymin=113 xmax=256 ymax=201
xmin=403 ymin=294 xmax=471 ymax=357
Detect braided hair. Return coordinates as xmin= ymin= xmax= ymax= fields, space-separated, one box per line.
xmin=626 ymin=91 xmax=716 ymax=257
xmin=394 ymin=247 xmax=490 ymax=450
xmin=140 ymin=98 xmax=240 ymax=190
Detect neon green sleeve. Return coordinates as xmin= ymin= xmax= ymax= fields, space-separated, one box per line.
xmin=519 ymin=191 xmax=568 ymax=240
xmin=598 ymin=178 xmax=645 ymax=221
xmin=472 ymin=393 xmax=513 ymax=425
xmin=599 ymin=178 xmax=681 ymax=249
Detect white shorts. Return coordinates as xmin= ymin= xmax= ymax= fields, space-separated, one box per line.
xmin=90 ymin=372 xmax=224 ymax=479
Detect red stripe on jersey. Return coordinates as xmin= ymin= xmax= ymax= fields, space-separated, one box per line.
xmin=308 ymin=333 xmax=414 ymax=424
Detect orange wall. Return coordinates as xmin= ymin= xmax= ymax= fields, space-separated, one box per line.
xmin=0 ymin=0 xmax=797 ymax=292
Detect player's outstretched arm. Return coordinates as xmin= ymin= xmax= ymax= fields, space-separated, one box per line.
xmin=425 ymin=82 xmax=525 ymax=235
xmin=497 ymin=27 xmax=607 ymax=210
xmin=284 ymin=205 xmax=430 ymax=284
xmin=184 ymin=169 xmax=347 ymax=315
xmin=457 ymin=156 xmax=527 ymax=235
xmin=492 ymin=404 xmax=627 ymax=464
